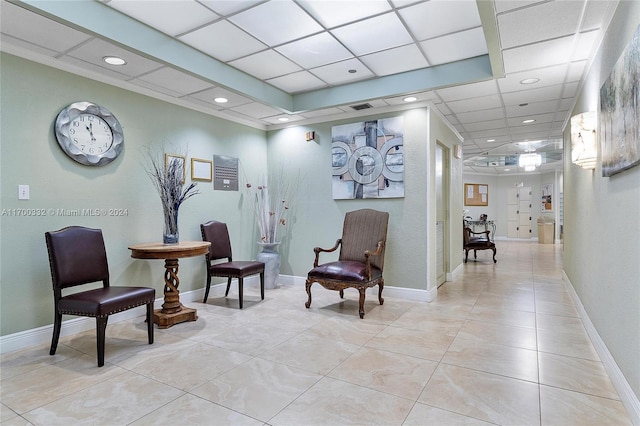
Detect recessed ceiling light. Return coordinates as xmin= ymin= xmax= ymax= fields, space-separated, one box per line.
xmin=522 ymin=119 xmax=536 ymax=124
xmin=103 ymin=56 xmax=126 ymax=66
xmin=403 ymin=96 xmax=417 ymax=102
xmin=487 ymin=139 xmax=496 ymax=142
xmin=278 ymin=117 xmax=289 ymax=122
xmin=214 ymin=97 xmax=228 ymax=104
xmin=348 ymin=69 xmax=357 ymax=74
xmin=520 ymin=78 xmax=539 ymax=85
xmin=504 ymin=168 xmax=511 ymax=172
xmin=519 ymin=103 xmax=529 ymax=107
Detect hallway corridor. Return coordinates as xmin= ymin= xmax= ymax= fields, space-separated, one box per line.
xmin=0 ymin=241 xmax=632 ymax=425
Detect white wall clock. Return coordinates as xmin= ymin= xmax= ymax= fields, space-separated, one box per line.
xmin=54 ymin=101 xmax=124 ymax=166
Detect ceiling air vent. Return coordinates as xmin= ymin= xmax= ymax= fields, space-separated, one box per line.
xmin=350 ymin=103 xmax=373 ymax=111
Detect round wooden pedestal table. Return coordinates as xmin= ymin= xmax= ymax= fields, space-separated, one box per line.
xmin=128 ymin=241 xmax=210 ymax=329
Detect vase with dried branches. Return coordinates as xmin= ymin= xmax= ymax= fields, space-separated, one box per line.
xmin=244 ymin=168 xmax=298 ymax=288
xmin=144 ymin=148 xmax=199 ymax=244
xmin=245 ymin=169 xmax=298 ymax=244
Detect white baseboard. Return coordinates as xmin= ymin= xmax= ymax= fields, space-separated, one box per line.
xmin=562 ymin=271 xmax=640 ymax=425
xmin=0 ymin=275 xmax=442 ymax=353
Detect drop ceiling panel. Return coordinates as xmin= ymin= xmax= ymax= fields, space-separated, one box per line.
xmin=497 ymin=64 xmax=568 ymax=93
xmin=178 ymin=21 xmax=267 ymax=62
xmin=572 ymin=30 xmax=599 ymax=61
xmin=581 ymin=0 xmax=615 ymax=31
xmin=455 ymin=107 xmax=506 ymax=124
xmin=506 ymin=112 xmax=555 ymax=127
xmin=267 ymin=71 xmax=328 ymax=93
xmin=360 ymin=44 xmax=429 ymax=76
xmin=493 ymin=1 xmax=545 ymax=14
xmin=505 ymin=100 xmax=559 ymax=118
xmin=275 ymin=33 xmax=353 ymax=69
xmin=229 ymin=1 xmax=323 ymax=47
xmin=0 ymin=2 xmax=92 ymax=53
xmin=436 ymin=79 xmax=499 ymax=102
xmin=562 ymin=81 xmax=580 ymax=98
xmin=199 ymin=0 xmax=262 ymax=16
xmin=420 ymin=27 xmax=488 ymax=66
xmin=399 ymin=0 xmax=482 ymax=41
xmin=463 ymin=119 xmax=508 ymax=132
xmin=299 ymin=107 xmax=346 ymax=118
xmin=107 ymin=0 xmax=219 ymax=37
xmin=502 ymin=35 xmax=574 ymax=74
xmin=58 ymin=55 xmax=138 ymax=81
xmin=230 ymin=102 xmax=284 ymax=119
xmin=567 ymin=60 xmax=587 ymax=82
xmin=1 ymin=34 xmax=59 ymax=57
xmin=331 ymin=12 xmax=413 ymax=56
xmin=384 ymin=91 xmax=439 ymax=105
xmin=298 ymin=0 xmax=391 ymax=29
xmin=447 ymin=94 xmax=503 ymax=114
xmin=134 ymin=67 xmax=213 ymax=96
xmin=497 ymin=1 xmax=582 ymax=49
xmin=64 ymin=39 xmax=164 ymax=78
xmin=229 ymin=50 xmax=302 ymax=80
xmin=186 ymin=87 xmax=253 ymax=109
xmin=309 ymin=58 xmax=374 ymax=85
xmin=501 ymin=84 xmax=565 ymax=105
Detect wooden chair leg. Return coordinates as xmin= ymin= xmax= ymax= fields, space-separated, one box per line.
xmin=146 ymin=303 xmax=154 ymax=344
xmin=493 ymin=247 xmax=497 ymax=263
xmin=339 ymin=289 xmax=344 ymax=298
xmin=358 ymin=288 xmax=366 ymax=319
xmin=203 ymin=275 xmax=212 ymax=303
xmin=378 ymin=280 xmax=385 ymax=305
xmin=305 ymin=279 xmax=313 ymax=309
xmin=96 ymin=316 xmax=108 ymax=367
xmin=260 ymin=272 xmax=265 ymax=300
xmin=238 ymin=278 xmax=243 ymax=309
xmin=50 ymin=312 xmax=62 ymax=356
xmin=225 ymin=277 xmax=232 ymax=297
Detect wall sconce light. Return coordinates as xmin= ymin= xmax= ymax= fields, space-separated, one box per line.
xmin=454 ymin=144 xmax=462 ymax=159
xmin=305 ymin=131 xmax=316 ymax=142
xmin=571 ymin=111 xmax=597 ymax=170
xmin=518 ymin=152 xmax=541 ymax=171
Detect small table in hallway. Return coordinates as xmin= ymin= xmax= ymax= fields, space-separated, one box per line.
xmin=128 ymin=241 xmax=210 ymax=329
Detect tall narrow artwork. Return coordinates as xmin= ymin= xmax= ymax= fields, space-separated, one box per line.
xmin=331 ymin=116 xmax=404 ymax=199
xmin=599 ymin=25 xmax=640 ymax=177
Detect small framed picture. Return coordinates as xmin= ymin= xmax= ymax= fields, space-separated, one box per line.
xmin=165 ymin=153 xmax=185 ymax=184
xmin=191 ymin=157 xmax=213 ymax=182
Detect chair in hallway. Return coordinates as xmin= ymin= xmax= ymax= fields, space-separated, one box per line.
xmin=45 ymin=226 xmax=155 ymax=367
xmin=305 ymin=209 xmax=389 ymax=319
xmin=200 ymin=220 xmax=265 ymax=309
xmin=463 ymin=223 xmax=497 ymax=263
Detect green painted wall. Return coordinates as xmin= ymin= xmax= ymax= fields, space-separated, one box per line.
xmin=0 ymin=52 xmax=462 ymax=337
xmin=267 ymin=107 xmax=463 ymax=292
xmin=0 ymin=53 xmax=267 ymax=335
xmin=563 ymin=1 xmax=640 ymax=400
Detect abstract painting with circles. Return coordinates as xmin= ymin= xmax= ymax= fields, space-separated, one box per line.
xmin=331 ymin=116 xmax=404 ymax=199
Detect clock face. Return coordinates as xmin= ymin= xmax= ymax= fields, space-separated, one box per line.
xmin=54 ymin=102 xmax=124 ymax=166
xmin=69 ymin=114 xmax=114 ymax=156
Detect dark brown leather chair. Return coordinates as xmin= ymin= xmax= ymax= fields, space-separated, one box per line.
xmin=45 ymin=226 xmax=155 ymax=367
xmin=463 ymin=224 xmax=497 ymax=263
xmin=200 ymin=221 xmax=265 ymax=309
xmin=305 ymin=209 xmax=389 ymax=319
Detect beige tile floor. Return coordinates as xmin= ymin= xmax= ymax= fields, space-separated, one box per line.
xmin=0 ymin=241 xmax=633 ymax=425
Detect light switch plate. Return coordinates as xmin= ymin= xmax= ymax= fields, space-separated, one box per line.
xmin=18 ymin=185 xmax=30 ymax=200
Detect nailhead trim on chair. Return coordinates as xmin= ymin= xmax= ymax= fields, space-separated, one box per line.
xmin=59 ymin=300 xmax=154 ymax=317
